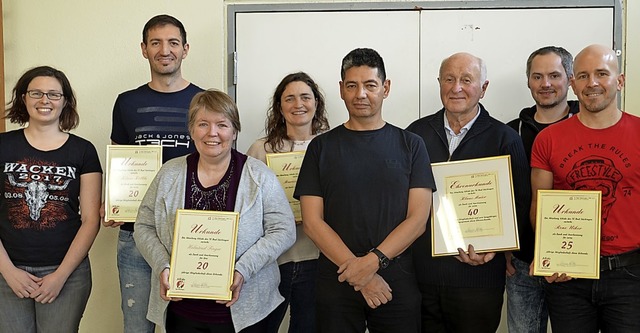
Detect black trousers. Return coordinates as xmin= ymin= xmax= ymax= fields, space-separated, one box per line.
xmin=315 ymin=254 xmax=421 ymax=333
xmin=418 ymin=283 xmax=504 ymax=333
xmin=166 ymin=307 xmax=270 ymax=333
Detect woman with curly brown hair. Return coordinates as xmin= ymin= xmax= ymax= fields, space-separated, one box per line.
xmin=247 ymin=72 xmax=329 ymax=333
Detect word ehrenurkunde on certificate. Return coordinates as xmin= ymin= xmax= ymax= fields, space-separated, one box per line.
xmin=533 ymin=190 xmax=601 ymax=279
xmin=266 ymin=151 xmax=305 ymax=223
xmin=431 ymin=155 xmax=519 ymax=256
xmin=167 ymin=210 xmax=239 ymax=300
xmin=105 ymin=145 xmax=162 ymax=222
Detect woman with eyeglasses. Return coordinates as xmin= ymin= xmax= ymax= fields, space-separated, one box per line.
xmin=0 ymin=66 xmax=102 ymax=332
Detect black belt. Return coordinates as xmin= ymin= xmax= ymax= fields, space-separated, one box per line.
xmin=600 ymin=249 xmax=640 ymax=271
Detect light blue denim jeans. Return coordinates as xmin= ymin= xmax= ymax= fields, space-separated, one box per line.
xmin=0 ymin=257 xmax=91 ymax=333
xmin=506 ymin=256 xmax=548 ymax=333
xmin=118 ymin=229 xmax=155 ymax=333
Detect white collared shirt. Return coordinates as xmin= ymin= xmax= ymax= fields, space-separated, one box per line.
xmin=444 ymin=108 xmax=481 ymax=156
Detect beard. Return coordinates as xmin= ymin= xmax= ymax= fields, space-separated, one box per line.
xmin=535 ymin=92 xmax=568 ymax=110
xmin=582 ymin=100 xmax=609 ymax=113
xmin=536 ymin=100 xmax=561 ymax=109
xmin=580 ymin=90 xmax=617 ymax=113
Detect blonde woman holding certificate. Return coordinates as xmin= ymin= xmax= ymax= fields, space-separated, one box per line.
xmin=134 ymin=90 xmax=295 ymax=333
xmin=247 ymin=72 xmax=330 ymax=333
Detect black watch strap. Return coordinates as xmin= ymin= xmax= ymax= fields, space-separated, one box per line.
xmin=370 ymin=248 xmax=390 ymax=269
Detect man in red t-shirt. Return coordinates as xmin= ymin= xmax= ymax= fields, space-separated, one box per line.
xmin=530 ymin=44 xmax=640 ymax=332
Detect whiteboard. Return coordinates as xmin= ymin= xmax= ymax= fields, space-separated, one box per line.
xmin=420 ymin=8 xmax=613 ymax=122
xmin=235 ymin=11 xmax=420 ymax=152
xmin=230 ymin=2 xmax=619 ymax=153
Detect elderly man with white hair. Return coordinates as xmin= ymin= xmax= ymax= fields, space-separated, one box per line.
xmin=407 ymin=52 xmax=531 ymax=333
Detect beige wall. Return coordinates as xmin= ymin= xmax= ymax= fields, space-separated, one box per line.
xmin=2 ymin=1 xmax=223 ymax=332
xmin=624 ymin=0 xmax=639 ymax=114
xmin=2 ymin=1 xmax=638 ymax=333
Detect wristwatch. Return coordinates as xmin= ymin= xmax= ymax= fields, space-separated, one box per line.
xmin=370 ymin=248 xmax=390 ymax=269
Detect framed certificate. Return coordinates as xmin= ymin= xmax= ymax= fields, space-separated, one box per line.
xmin=266 ymin=151 xmax=305 ymax=223
xmin=105 ymin=145 xmax=162 ymax=222
xmin=533 ymin=190 xmax=601 ymax=279
xmin=167 ymin=210 xmax=239 ymax=300
xmin=431 ymin=155 xmax=519 ymax=256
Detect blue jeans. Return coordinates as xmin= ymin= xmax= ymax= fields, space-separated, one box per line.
xmin=118 ymin=229 xmax=155 ymax=333
xmin=0 ymin=257 xmax=91 ymax=333
xmin=267 ymin=260 xmax=318 ymax=333
xmin=506 ymin=256 xmax=547 ymax=333
xmin=544 ymin=263 xmax=640 ymax=332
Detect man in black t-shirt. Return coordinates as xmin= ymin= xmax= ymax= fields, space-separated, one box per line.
xmin=294 ymin=48 xmax=435 ymax=333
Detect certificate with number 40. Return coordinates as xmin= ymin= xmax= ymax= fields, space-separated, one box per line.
xmin=431 ymin=155 xmax=519 ymax=256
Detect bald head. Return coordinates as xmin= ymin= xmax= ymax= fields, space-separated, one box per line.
xmin=571 ymin=44 xmax=624 ymax=114
xmin=439 ymin=52 xmax=487 ymax=83
xmin=574 ymin=44 xmax=620 ymax=76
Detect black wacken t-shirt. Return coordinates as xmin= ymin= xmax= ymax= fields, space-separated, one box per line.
xmin=0 ymin=129 xmax=102 ymax=266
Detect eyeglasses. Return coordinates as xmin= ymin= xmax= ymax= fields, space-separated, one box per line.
xmin=26 ymin=90 xmax=64 ymax=101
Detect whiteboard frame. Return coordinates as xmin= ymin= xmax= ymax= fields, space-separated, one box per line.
xmin=227 ymin=0 xmax=622 ymax=151
xmin=227 ymin=0 xmax=622 ymax=97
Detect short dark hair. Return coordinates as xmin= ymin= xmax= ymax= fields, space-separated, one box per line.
xmin=142 ymin=14 xmax=187 ymax=45
xmin=526 ymin=46 xmax=573 ymax=78
xmin=341 ymin=48 xmax=386 ymax=82
xmin=4 ymin=66 xmax=79 ymax=131
xmin=264 ymin=72 xmax=330 ymax=152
